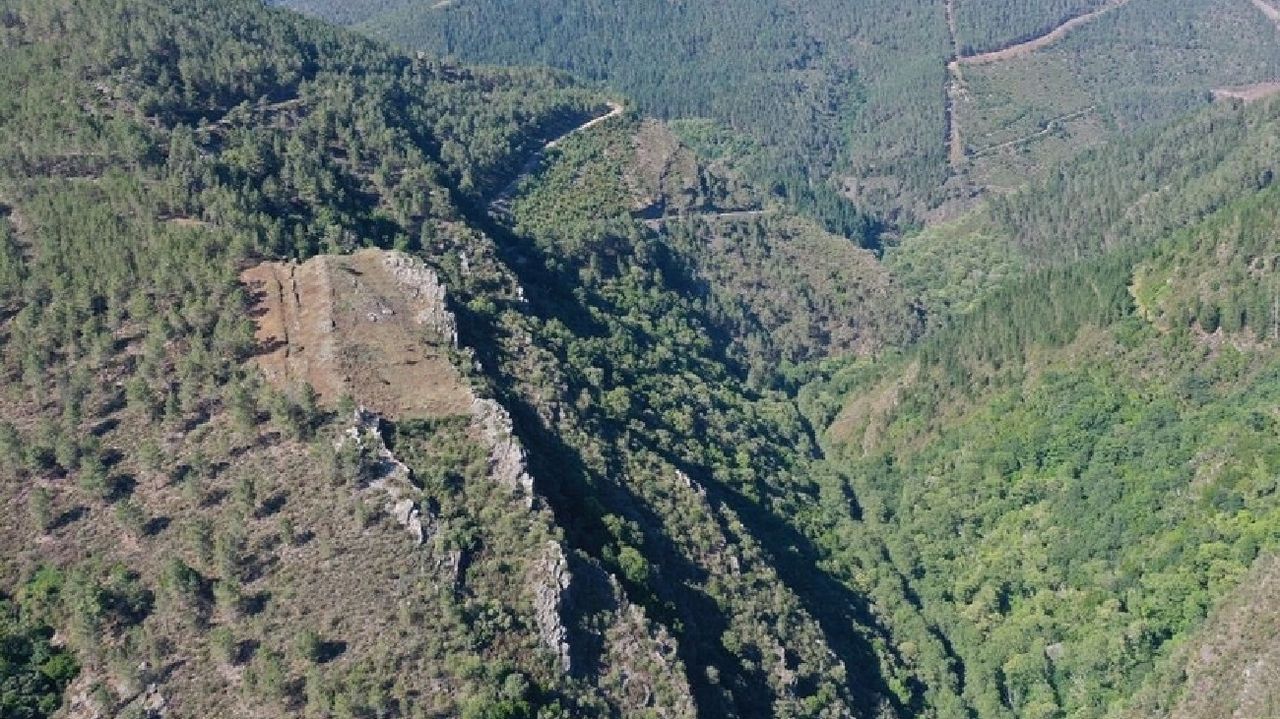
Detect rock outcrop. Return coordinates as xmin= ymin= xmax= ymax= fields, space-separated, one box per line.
xmin=471 ymin=397 xmax=536 ymax=501
xmin=246 ymin=250 xmax=697 ymax=714
xmin=532 ymin=541 xmax=574 ymax=673
xmin=382 ymin=250 xmax=458 ymax=347
xmin=341 ymin=408 xmax=433 ymax=545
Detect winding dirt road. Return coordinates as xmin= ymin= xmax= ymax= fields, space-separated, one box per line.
xmin=1213 ymin=82 xmax=1280 ymax=102
xmin=641 ymin=209 xmax=773 ymax=229
xmin=1251 ymin=0 xmax=1280 ymax=27
xmin=955 ymin=0 xmax=1134 ymax=67
xmin=969 ymin=106 xmax=1096 ymax=157
xmin=490 ymin=101 xmax=624 ymax=213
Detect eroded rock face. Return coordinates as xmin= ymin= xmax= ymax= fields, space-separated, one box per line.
xmin=382 ymin=251 xmax=458 ymax=347
xmin=533 ymin=541 xmax=574 ymax=673
xmin=342 ymin=408 xmax=432 ymax=545
xmin=471 ymin=397 xmax=536 ymax=501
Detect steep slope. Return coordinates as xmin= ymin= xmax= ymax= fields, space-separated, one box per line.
xmin=279 ymin=0 xmax=1280 ymax=221
xmin=13 ymin=2 xmax=1280 ymax=719
xmin=1125 ymin=553 xmax=1280 ymax=719
xmin=0 ymin=1 xmax=933 ymax=717
xmin=888 ymin=93 xmax=1280 ymax=325
xmin=806 ymin=164 xmax=1280 ymax=719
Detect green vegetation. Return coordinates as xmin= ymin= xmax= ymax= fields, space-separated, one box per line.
xmin=0 ymin=593 xmax=78 ymax=719
xmin=802 ymin=113 xmax=1280 ymax=718
xmin=7 ymin=0 xmax=1280 ymax=718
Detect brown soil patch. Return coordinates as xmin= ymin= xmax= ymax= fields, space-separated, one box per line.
xmin=241 ymin=249 xmax=474 ymax=420
xmin=165 ymin=217 xmax=212 ymax=229
xmin=1212 ymin=81 xmax=1280 ymax=102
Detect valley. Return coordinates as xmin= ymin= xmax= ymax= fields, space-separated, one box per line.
xmin=4 ymin=2 xmax=1280 ymax=719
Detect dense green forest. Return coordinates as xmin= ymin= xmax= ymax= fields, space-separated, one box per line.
xmin=6 ymin=0 xmax=1280 ymax=718
xmin=952 ymin=0 xmax=1109 ymax=55
xmin=279 ymin=0 xmax=1280 ymax=224
xmin=802 ymin=95 xmax=1280 ymax=718
xmin=805 ymin=187 xmax=1280 ymax=719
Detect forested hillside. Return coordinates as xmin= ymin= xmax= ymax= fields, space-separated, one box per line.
xmin=804 ymin=96 xmax=1280 ymax=719
xmin=7 ymin=1 xmax=1280 ymax=719
xmin=0 ymin=1 xmax=922 ymax=717
xmin=277 ymin=0 xmax=1280 ymax=223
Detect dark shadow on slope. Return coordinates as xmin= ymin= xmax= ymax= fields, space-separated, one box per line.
xmin=445 ymin=194 xmax=907 ymax=715
xmin=645 ymin=437 xmax=922 ymax=717
xmin=441 ymin=217 xmax=777 ymax=717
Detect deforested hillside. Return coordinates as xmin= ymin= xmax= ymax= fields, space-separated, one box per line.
xmin=954 ymin=0 xmax=1280 ymax=194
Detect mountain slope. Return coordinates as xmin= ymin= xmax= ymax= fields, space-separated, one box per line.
xmin=0 ymin=1 xmax=929 ymax=717
xmin=806 ymin=161 xmax=1280 ymax=719
xmin=277 ymin=0 xmax=1280 ymax=220
xmin=9 ymin=2 xmax=1280 ymax=719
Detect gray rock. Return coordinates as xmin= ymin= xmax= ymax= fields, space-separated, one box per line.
xmin=533 ymin=541 xmax=573 ymax=673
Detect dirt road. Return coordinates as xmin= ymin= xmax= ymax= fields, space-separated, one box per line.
xmin=641 ymin=209 xmax=773 ymax=229
xmin=1251 ymin=0 xmax=1280 ymax=26
xmin=491 ymin=101 xmax=625 ymax=212
xmin=1212 ymin=82 xmax=1280 ymax=102
xmin=956 ymin=0 xmax=1134 ymax=66
xmin=969 ymin=106 xmax=1096 ymax=157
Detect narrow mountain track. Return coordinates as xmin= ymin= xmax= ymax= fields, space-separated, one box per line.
xmin=944 ymin=0 xmax=966 ymax=166
xmin=1251 ymin=0 xmax=1280 ymax=28
xmin=955 ymin=0 xmax=1134 ymax=66
xmin=969 ymin=106 xmax=1096 ymax=157
xmin=490 ymin=101 xmax=624 ymax=214
xmin=1212 ymin=82 xmax=1280 ymax=102
xmin=640 ymin=209 xmax=773 ymax=229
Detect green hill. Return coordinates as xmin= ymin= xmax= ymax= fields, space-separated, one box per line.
xmin=275 ymin=0 xmax=1280 ymax=221
xmin=0 ymin=1 xmax=920 ymax=716
xmin=6 ymin=1 xmax=1280 ymax=719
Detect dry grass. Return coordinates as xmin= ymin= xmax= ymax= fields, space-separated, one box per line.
xmin=242 ymin=249 xmax=474 ymax=421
